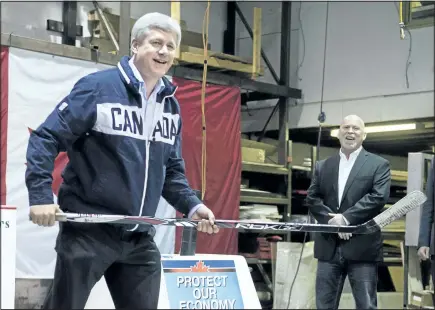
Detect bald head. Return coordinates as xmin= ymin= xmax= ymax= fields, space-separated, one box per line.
xmin=338 ymin=114 xmax=367 ymax=155
xmin=341 ymin=114 xmax=365 ymax=130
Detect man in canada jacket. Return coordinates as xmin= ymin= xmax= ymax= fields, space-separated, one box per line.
xmin=25 ymin=12 xmax=218 ymax=309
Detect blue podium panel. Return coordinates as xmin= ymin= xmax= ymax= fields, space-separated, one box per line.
xmin=158 ymin=254 xmax=261 ymax=309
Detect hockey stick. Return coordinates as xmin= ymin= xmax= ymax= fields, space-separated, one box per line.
xmin=55 ymin=190 xmax=426 ymax=234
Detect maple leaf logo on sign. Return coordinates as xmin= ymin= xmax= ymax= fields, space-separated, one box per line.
xmin=26 ymin=128 xmax=69 ymax=196
xmin=190 ymin=261 xmax=210 ymax=273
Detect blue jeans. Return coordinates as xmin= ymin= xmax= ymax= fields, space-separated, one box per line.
xmin=315 ymin=244 xmax=378 ymax=309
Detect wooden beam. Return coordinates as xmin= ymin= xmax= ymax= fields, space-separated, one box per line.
xmin=1 ymin=33 xmax=302 ymax=98
xmin=179 ymin=51 xmax=264 ymax=75
xmin=411 ymin=1 xmax=422 ymax=8
xmin=171 ymin=1 xmax=181 ymax=59
xmin=252 ymin=7 xmax=262 ymax=79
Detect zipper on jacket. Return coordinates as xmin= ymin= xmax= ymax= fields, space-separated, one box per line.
xmin=129 ymin=139 xmax=151 ymax=232
xmin=129 ymin=81 xmax=150 ymax=232
xmin=128 ymin=92 xmax=176 ymax=231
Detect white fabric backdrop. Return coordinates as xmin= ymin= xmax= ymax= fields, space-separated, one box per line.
xmin=6 ymin=47 xmax=176 ymax=279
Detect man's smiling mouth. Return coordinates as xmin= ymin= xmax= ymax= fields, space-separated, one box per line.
xmin=153 ymin=59 xmax=167 ymax=64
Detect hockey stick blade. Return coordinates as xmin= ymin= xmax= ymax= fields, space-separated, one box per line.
xmin=55 ymin=190 xmax=426 ymax=234
xmin=366 ymin=189 xmax=427 ymax=233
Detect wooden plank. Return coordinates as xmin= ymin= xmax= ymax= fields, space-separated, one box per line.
xmin=382 ymin=218 xmax=405 ymax=232
xmin=242 ymin=147 xmax=265 ymax=163
xmin=88 ymin=9 xmax=136 ymax=40
xmin=252 ymin=7 xmax=262 ymax=79
xmin=1 ymin=33 xmax=121 ymax=66
xmin=171 ymin=1 xmax=181 ymax=59
xmin=92 ymin=4 xmax=119 ymax=52
xmin=179 ymin=51 xmax=264 ymax=75
xmin=389 ymin=266 xmax=404 ymax=292
xmin=239 ymin=195 xmax=289 ymax=205
xmin=411 ymin=1 xmax=422 ymax=8
xmin=241 ymin=138 xmax=277 ymax=155
xmin=392 ymin=170 xmax=408 ymax=177
xmin=86 ymin=5 xmax=263 ymax=75
xmin=181 ymin=46 xmax=252 ymax=64
xmin=241 ymin=161 xmax=288 ymax=175
xmin=3 ymin=33 xmax=297 ymax=95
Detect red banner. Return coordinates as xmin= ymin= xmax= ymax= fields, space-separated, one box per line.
xmin=173 ymin=77 xmax=242 ymax=255
xmin=1 ymin=46 xmax=8 ymax=205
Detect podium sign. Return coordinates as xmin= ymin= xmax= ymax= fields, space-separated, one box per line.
xmin=1 ymin=206 xmax=17 ymax=309
xmin=158 ymin=254 xmax=261 ymax=309
xmin=86 ymin=254 xmax=261 ymax=309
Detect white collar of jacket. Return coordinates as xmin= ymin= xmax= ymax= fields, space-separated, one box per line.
xmin=117 ymin=55 xmax=177 ymax=98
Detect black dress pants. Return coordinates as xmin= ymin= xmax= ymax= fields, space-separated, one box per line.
xmin=43 ymin=221 xmax=161 ymax=309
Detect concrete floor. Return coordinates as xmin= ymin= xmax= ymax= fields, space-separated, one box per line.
xmin=15 ymin=277 xmax=403 ymax=309
xmin=339 ymin=292 xmax=403 ymax=309
xmin=339 ymin=277 xmax=403 ymax=309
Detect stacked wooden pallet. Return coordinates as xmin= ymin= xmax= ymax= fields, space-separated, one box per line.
xmin=87 ymin=9 xmax=209 ymax=49
xmin=85 ymin=8 xmax=264 ymax=76
xmin=391 ymin=169 xmax=408 ymax=182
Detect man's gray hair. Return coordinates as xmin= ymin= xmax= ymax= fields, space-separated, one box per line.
xmin=131 ymin=12 xmax=182 ymax=47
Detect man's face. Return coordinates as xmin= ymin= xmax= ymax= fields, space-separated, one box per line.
xmin=337 ymin=117 xmax=366 ymax=152
xmin=132 ymin=28 xmax=177 ymax=79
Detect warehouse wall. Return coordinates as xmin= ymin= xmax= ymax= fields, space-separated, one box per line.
xmin=240 ymin=1 xmax=435 ymax=132
xmin=235 ymin=2 xmax=301 ymax=89
xmin=0 ymin=1 xmax=227 ymax=52
xmin=236 ymin=2 xmax=301 ymax=134
xmin=2 ymin=2 xmax=433 ymax=134
xmin=1 ymin=2 xmax=65 ymax=43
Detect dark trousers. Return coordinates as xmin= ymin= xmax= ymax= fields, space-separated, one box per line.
xmin=315 ymin=244 xmax=378 ymax=309
xmin=43 ymin=222 xmax=161 ymax=309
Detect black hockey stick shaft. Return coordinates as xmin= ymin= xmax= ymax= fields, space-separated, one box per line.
xmin=55 ymin=190 xmax=426 ymax=234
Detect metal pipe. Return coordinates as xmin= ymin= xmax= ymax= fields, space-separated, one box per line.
xmin=62 ymin=1 xmax=78 ymax=46
xmin=179 ymin=189 xmax=201 ymax=256
xmin=279 ymin=1 xmax=291 ymax=86
xmin=223 ymin=2 xmax=236 ymax=55
xmin=234 ymin=3 xmax=280 ymax=84
xmin=180 ymin=227 xmax=197 ymax=256
xmin=277 ymin=1 xmax=291 ymax=166
xmin=256 ymin=100 xmax=279 ymax=142
xmin=257 ymin=1 xmax=292 ymax=143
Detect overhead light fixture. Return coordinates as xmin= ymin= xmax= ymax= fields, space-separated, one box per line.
xmin=330 ymin=123 xmax=417 ymax=137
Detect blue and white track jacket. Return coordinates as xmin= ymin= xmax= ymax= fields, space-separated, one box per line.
xmin=25 ymin=56 xmax=202 ymax=230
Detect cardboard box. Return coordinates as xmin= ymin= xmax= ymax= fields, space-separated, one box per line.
xmin=410 ymin=290 xmax=434 ymax=308
xmin=242 ymin=147 xmax=265 ymax=163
